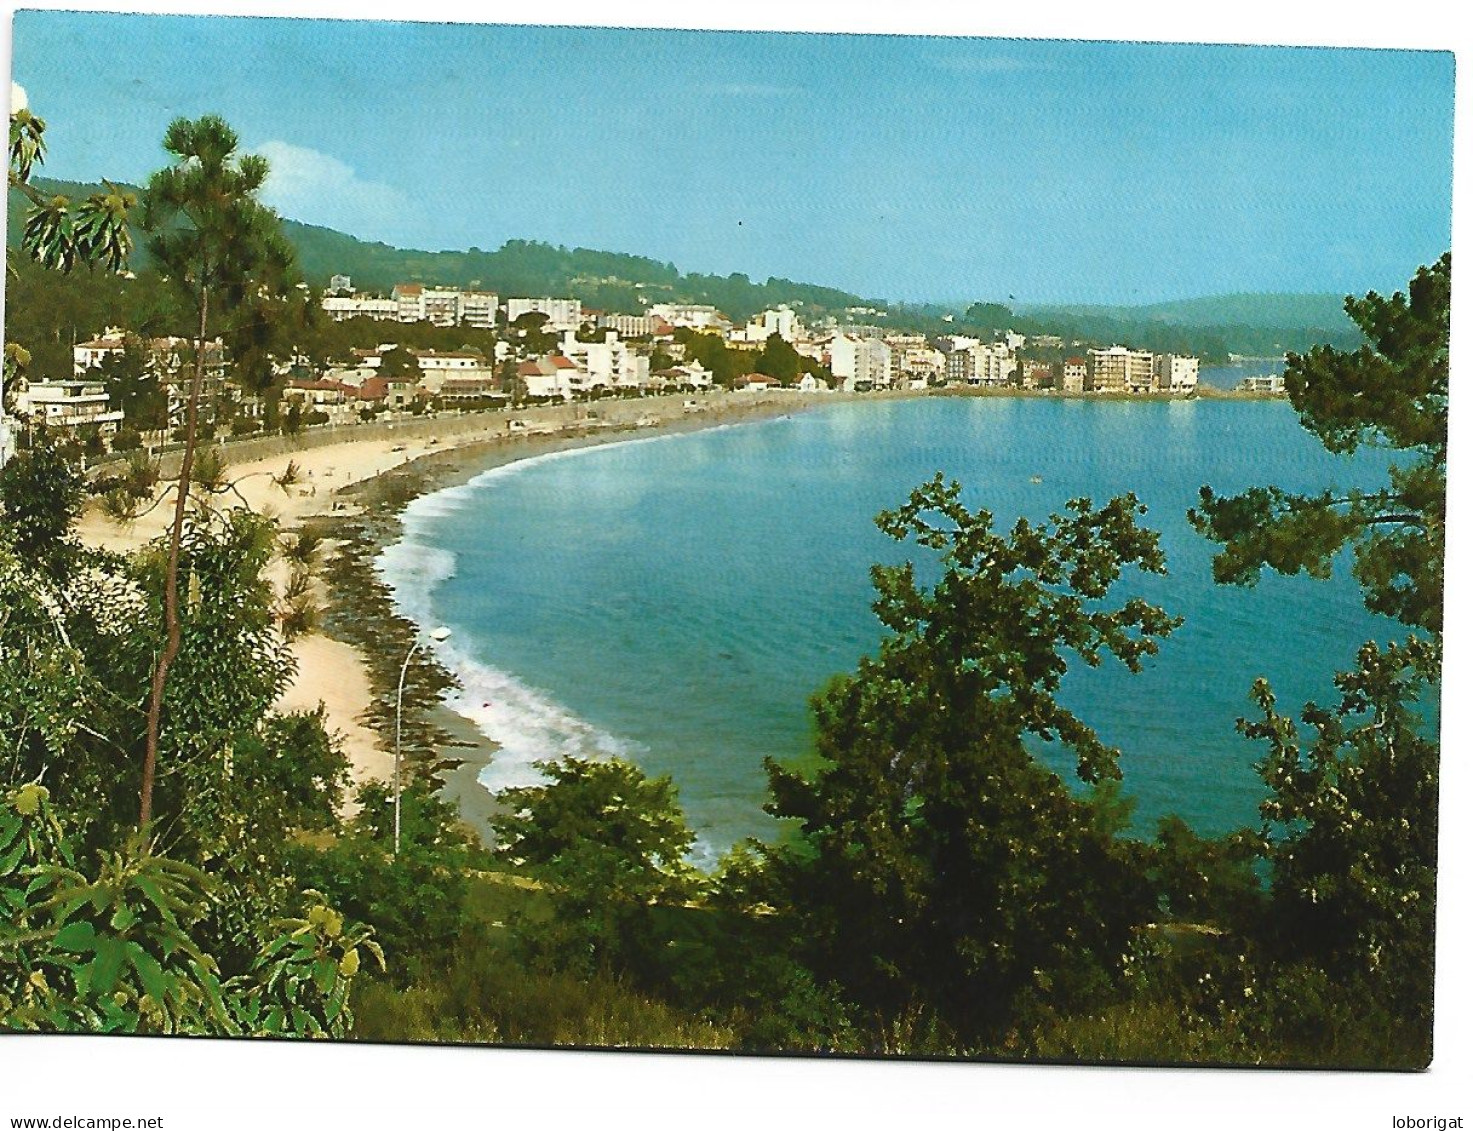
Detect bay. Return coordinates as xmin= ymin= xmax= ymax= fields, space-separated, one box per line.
xmin=381 ymin=393 xmax=1404 ymax=856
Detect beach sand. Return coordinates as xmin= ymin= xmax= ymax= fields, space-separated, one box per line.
xmin=75 ymin=388 xmax=885 ymax=831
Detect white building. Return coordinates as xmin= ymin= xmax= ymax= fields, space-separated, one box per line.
xmin=410 ymin=350 xmax=496 ymax=394
xmin=457 ymin=290 xmax=499 ymax=330
xmin=1154 ymin=353 xmax=1200 ymax=394
xmin=391 ymin=283 xmax=475 ymax=327
xmin=321 ymin=295 xmax=400 ymax=322
xmin=945 ymin=341 xmax=1016 ymax=387
xmin=17 ymin=380 xmax=125 ymax=435
xmin=732 ymin=306 xmax=800 ymax=344
xmin=1238 ymin=374 xmax=1287 ymax=395
xmin=1062 ymin=357 xmax=1088 ymax=394
xmin=828 ymin=334 xmax=892 ymax=391
xmin=934 ymin=335 xmax=981 ymax=355
xmin=73 ymin=329 xmax=128 ymax=375
xmin=598 ymin=313 xmax=672 ymax=339
xmin=506 ymin=297 xmax=583 ymax=331
xmin=972 ymin=342 xmax=1017 ymax=387
xmin=557 ymin=331 xmax=649 ymax=391
xmin=1089 ymin=346 xmax=1155 ymax=393
xmin=647 ymin=303 xmax=726 ymax=330
xmin=516 ymin=355 xmax=581 ymax=399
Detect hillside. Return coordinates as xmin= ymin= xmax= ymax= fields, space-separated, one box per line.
xmin=8 ymin=177 xmax=878 ymax=324
xmin=8 ymin=176 xmax=1364 ymax=358
xmin=1019 ymin=293 xmax=1356 ymax=335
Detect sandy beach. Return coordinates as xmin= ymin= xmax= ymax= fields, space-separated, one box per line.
xmin=77 ymin=388 xmax=880 ymax=825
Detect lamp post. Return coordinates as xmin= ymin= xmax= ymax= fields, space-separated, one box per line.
xmin=394 ymin=624 xmax=452 ymax=857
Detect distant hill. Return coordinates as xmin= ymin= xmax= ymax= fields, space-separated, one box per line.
xmin=1018 ymin=293 xmax=1356 ymax=335
xmin=8 ymin=175 xmax=1364 ymax=358
xmin=8 ymin=177 xmax=879 ymax=324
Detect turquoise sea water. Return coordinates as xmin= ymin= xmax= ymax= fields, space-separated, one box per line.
xmin=379 ymin=394 xmax=1404 ymax=857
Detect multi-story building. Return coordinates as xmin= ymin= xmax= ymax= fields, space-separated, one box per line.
xmin=888 ymin=337 xmax=946 ymax=385
xmin=506 ymin=297 xmax=583 ymax=331
xmin=934 ymin=335 xmax=981 ymax=355
xmin=74 ymin=332 xmax=231 ymax=426
xmin=457 ymin=291 xmax=499 ymax=330
xmin=73 ymin=330 xmax=129 ymax=374
xmin=1062 ymin=357 xmax=1088 ymax=393
xmin=17 ymin=379 xmax=125 ymax=436
xmin=973 ymin=342 xmax=1018 ymax=387
xmin=1088 ymin=346 xmax=1154 ymax=393
xmin=597 ymin=313 xmax=674 ymax=339
xmin=1238 ymin=374 xmax=1287 ymax=395
xmin=647 ymin=303 xmax=726 ymax=330
xmin=321 ymin=295 xmax=400 ymax=322
xmin=410 ymin=350 xmax=496 ymax=394
xmin=733 ymin=306 xmax=801 ymax=344
xmin=1021 ymin=363 xmax=1054 ymax=390
xmin=827 ymin=334 xmax=892 ymax=390
xmin=392 ymin=283 xmax=426 ymax=323
xmin=557 ymin=332 xmax=649 ymax=392
xmin=323 ymin=285 xmax=497 ymax=327
xmin=328 ymin=274 xmax=354 ymax=294
xmin=1154 ymin=353 xmax=1201 ymax=394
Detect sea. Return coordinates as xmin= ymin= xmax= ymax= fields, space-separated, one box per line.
xmin=379 ymin=367 xmax=1409 ymax=860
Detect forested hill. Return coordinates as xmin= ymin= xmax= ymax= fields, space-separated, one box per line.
xmin=7 ymin=177 xmax=879 ymax=323
xmin=8 ymin=176 xmax=1362 ymax=356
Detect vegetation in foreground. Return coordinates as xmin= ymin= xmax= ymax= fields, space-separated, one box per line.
xmin=1 ymin=107 xmax=1444 ymax=1066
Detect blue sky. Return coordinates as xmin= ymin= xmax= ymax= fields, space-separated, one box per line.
xmin=9 ymin=12 xmax=1456 ymax=305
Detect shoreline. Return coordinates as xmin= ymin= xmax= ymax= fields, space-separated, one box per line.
xmin=314 ymin=388 xmax=873 ymax=841
xmin=73 ymin=384 xmax=1287 ymax=841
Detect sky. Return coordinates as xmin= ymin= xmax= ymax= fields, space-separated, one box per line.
xmin=7 ymin=11 xmax=1457 ymax=306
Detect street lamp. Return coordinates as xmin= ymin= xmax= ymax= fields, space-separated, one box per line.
xmin=394 ymin=624 xmax=452 ymax=857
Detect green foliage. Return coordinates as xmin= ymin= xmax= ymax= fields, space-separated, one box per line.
xmin=1240 ymin=638 xmax=1438 ymax=1045
xmin=376 ymin=345 xmax=421 ymax=379
xmin=491 ymin=755 xmax=701 ymax=976
xmin=230 ymin=894 xmax=383 ymax=1039
xmin=0 ymin=430 xmax=87 ymax=582
xmin=1 ymin=785 xmax=380 ymax=1037
xmin=673 ymin=327 xmax=750 ymax=387
xmin=755 ymin=477 xmax=1179 ymax=1045
xmin=1148 ymin=815 xmax=1264 ymax=927
xmin=0 ymin=784 xmax=234 ymax=1034
xmin=9 ymin=109 xmax=134 ymax=276
xmin=290 ymin=780 xmax=481 ymax=981
xmin=93 ymin=336 xmax=168 ymax=432
xmin=142 ymin=117 xmax=295 ymax=317
xmin=755 ymin=333 xmax=801 ymax=384
xmin=1190 ymin=254 xmax=1448 ymax=635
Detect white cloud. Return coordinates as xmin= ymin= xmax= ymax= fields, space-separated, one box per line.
xmin=253 ymin=140 xmax=410 ymax=239
xmin=11 ymin=82 xmax=28 ymax=113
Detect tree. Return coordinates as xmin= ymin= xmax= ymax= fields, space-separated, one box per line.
xmin=1189 ymin=254 xmax=1448 ymax=637
xmin=136 ymin=115 xmax=297 ymax=827
xmin=93 ymin=336 xmax=168 ymax=434
xmin=1191 ymin=257 xmax=1449 ymax=1062
xmin=755 ymin=333 xmax=801 ymax=385
xmin=491 ymin=755 xmax=701 ymax=977
xmin=0 ymin=428 xmax=87 ymax=583
xmin=759 ymin=477 xmax=1180 ymax=1044
xmin=1239 ymin=639 xmax=1438 ymax=1040
xmin=376 ymin=345 xmax=422 ymax=380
